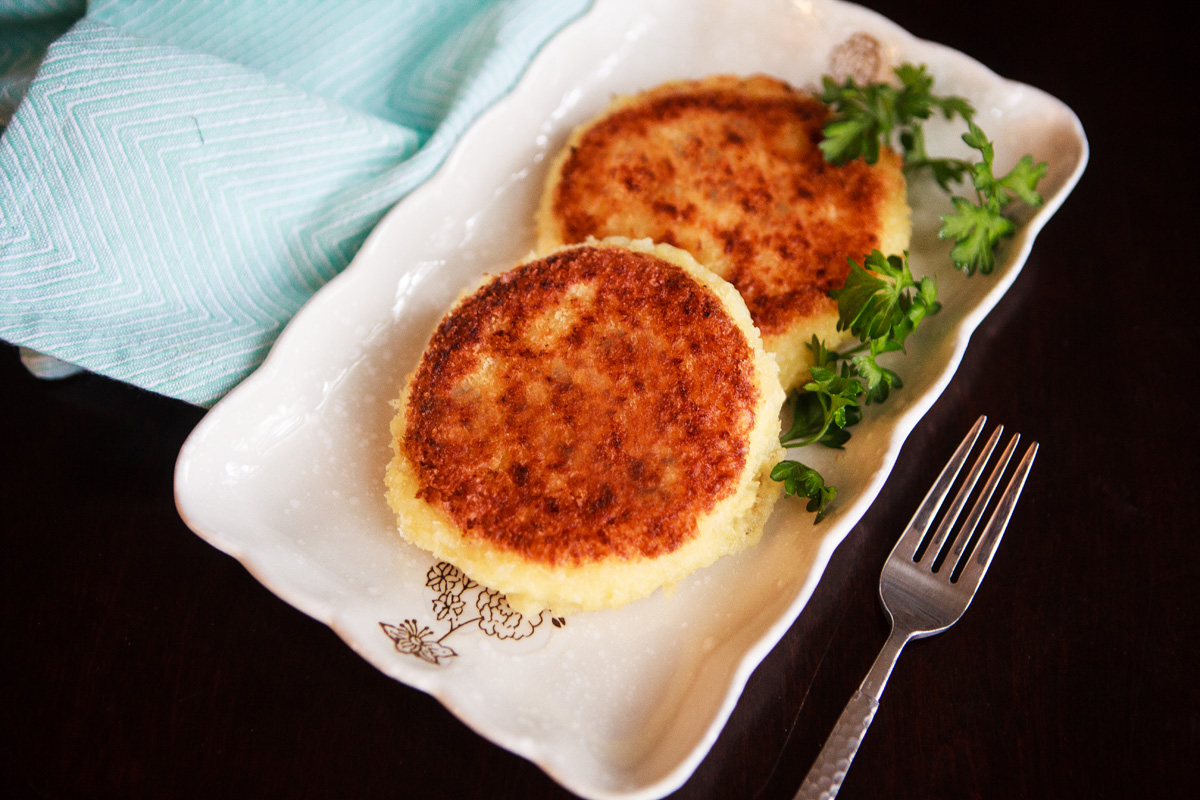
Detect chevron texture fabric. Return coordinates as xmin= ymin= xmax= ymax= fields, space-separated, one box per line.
xmin=0 ymin=0 xmax=590 ymax=405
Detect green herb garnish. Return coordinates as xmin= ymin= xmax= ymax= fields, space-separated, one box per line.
xmin=774 ymin=251 xmax=939 ymax=520
xmin=938 ymin=122 xmax=1048 ymax=274
xmin=774 ymin=64 xmax=1046 ymax=518
xmin=818 ymin=63 xmax=974 ymax=173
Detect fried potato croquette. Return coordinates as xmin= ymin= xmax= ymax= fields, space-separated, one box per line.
xmin=385 ymin=238 xmax=785 ymax=615
xmin=537 ymin=75 xmax=911 ymax=390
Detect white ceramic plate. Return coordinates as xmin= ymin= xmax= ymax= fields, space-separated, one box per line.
xmin=174 ymin=1 xmax=1087 ymax=797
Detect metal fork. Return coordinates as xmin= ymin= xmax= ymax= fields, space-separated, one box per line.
xmin=796 ymin=415 xmax=1038 ymax=800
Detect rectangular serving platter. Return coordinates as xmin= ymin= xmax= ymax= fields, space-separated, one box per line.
xmin=175 ymin=1 xmax=1087 ymax=797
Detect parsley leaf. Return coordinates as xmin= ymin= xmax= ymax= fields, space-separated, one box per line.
xmin=770 ymin=460 xmax=837 ymax=522
xmin=778 ymin=338 xmax=860 ymax=450
xmin=939 ymin=197 xmax=1014 ymax=275
xmin=831 ymin=250 xmax=942 ymax=353
xmin=852 ymin=348 xmax=903 ymax=405
xmin=938 ymin=121 xmax=1048 ymax=274
xmin=819 ymin=64 xmax=974 ymax=168
xmin=779 ymin=356 xmax=864 ymax=450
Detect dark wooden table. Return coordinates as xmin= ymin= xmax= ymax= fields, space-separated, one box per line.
xmin=3 ymin=1 xmax=1195 ymax=798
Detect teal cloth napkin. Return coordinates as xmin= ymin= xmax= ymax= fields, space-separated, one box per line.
xmin=1 ymin=0 xmax=590 ymax=405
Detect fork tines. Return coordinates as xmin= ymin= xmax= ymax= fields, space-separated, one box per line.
xmin=903 ymin=415 xmax=1038 ymax=587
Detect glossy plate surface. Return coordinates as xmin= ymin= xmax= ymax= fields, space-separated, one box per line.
xmin=174 ymin=1 xmax=1087 ymax=797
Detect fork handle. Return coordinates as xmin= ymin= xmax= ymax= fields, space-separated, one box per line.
xmin=794 ymin=627 xmax=911 ymax=800
xmin=794 ymin=689 xmax=880 ymax=800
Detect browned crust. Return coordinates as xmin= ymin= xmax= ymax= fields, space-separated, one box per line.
xmin=543 ymin=74 xmax=905 ymax=337
xmin=401 ymin=245 xmax=761 ymax=566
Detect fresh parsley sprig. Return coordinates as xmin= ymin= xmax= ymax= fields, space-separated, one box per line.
xmin=772 ymin=251 xmax=939 ymax=521
xmin=771 ymin=64 xmax=1048 ymax=519
xmin=819 ymin=64 xmax=975 ymax=174
xmin=939 ymin=122 xmax=1048 ymax=274
xmin=770 ymin=460 xmax=837 ymax=522
xmin=820 ymin=64 xmax=1048 ymax=275
xmin=833 ymin=250 xmax=940 ymax=402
